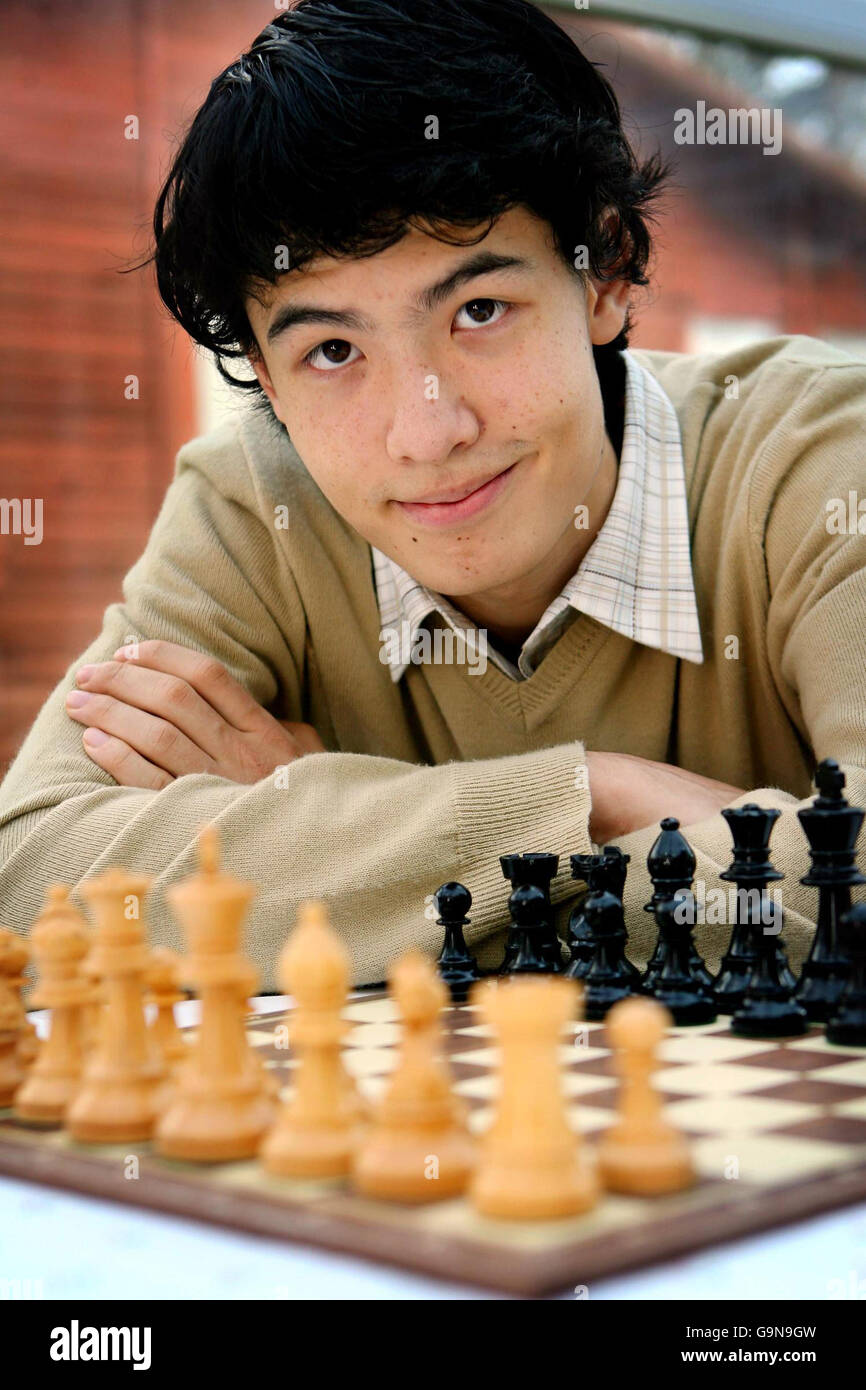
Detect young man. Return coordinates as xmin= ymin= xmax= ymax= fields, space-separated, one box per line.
xmin=1 ymin=0 xmax=864 ymax=987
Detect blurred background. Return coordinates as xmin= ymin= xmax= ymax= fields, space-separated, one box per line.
xmin=2 ymin=0 xmax=865 ymax=771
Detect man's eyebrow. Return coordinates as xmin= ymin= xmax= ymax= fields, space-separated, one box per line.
xmin=265 ymin=251 xmax=534 ymax=346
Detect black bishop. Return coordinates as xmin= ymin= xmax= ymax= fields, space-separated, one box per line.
xmin=641 ymin=819 xmax=716 ymax=1024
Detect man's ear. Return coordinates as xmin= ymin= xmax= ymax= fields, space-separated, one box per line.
xmin=247 ymin=350 xmax=287 ymax=425
xmin=586 ymin=274 xmax=631 ymax=348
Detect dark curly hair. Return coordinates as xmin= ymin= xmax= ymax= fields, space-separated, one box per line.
xmin=141 ymin=0 xmax=669 ymax=425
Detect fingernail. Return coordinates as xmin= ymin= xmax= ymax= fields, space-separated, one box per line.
xmin=66 ymin=690 xmax=91 ymax=708
xmin=83 ymin=728 xmax=109 ymax=746
xmin=77 ymin=665 xmax=94 ymax=683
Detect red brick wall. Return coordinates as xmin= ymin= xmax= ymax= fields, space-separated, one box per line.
xmin=0 ymin=0 xmax=261 ymax=771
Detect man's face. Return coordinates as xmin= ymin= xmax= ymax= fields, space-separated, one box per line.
xmin=246 ymin=206 xmax=627 ymax=606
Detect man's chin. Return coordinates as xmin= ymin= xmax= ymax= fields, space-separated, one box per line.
xmin=406 ymin=560 xmax=530 ymax=604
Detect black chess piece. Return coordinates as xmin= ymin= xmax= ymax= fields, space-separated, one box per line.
xmin=498 ymin=854 xmax=526 ymax=972
xmin=500 ymin=884 xmax=551 ymax=975
xmin=434 ymin=881 xmax=481 ymax=1004
xmin=578 ymin=856 xmax=639 ymax=1020
xmin=642 ymin=818 xmax=713 ymax=993
xmin=714 ymin=804 xmax=797 ymax=1013
xmin=642 ymin=891 xmax=717 ymax=1025
xmin=566 ymin=847 xmax=631 ymax=978
xmin=565 ymin=852 xmax=598 ymax=978
xmin=794 ymin=759 xmax=866 ymax=1021
xmin=499 ymin=853 xmax=563 ymax=972
xmin=826 ymin=901 xmax=866 ymax=1046
xmin=729 ymin=806 xmax=808 ymax=1038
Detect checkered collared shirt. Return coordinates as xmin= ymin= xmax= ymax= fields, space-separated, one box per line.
xmin=372 ymin=349 xmax=704 ymax=682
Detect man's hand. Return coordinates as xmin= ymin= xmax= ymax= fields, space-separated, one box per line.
xmin=65 ymin=639 xmax=324 ymax=789
xmin=586 ymin=750 xmax=745 ymax=846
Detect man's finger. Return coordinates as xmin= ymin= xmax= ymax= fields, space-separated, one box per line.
xmin=80 ymin=728 xmax=174 ymax=791
xmin=76 ymin=658 xmax=240 ymax=763
xmin=67 ymin=689 xmax=217 ymax=777
xmin=110 ymin=639 xmax=267 ymax=732
xmin=278 ymin=720 xmax=326 ymax=756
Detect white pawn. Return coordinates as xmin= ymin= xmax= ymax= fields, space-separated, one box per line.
xmin=352 ymin=949 xmax=474 ymax=1202
xmin=597 ymin=995 xmax=694 ymax=1195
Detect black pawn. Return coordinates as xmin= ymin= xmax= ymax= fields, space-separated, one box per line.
xmin=643 ymin=818 xmax=713 ymax=993
xmin=499 ymin=853 xmax=563 ymax=972
xmin=642 ymin=891 xmax=717 ymax=1025
xmin=730 ymin=808 xmax=808 ymax=1038
xmin=579 ymin=856 xmax=639 ymax=1020
xmin=501 ymin=884 xmax=550 ymax=976
xmin=795 ymin=759 xmax=866 ymax=1021
xmin=434 ymin=881 xmax=481 ymax=1004
xmin=714 ymin=804 xmax=796 ymax=1013
xmin=826 ymin=901 xmax=866 ymax=1046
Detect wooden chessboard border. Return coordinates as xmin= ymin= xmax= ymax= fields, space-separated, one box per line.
xmin=3 ymin=1116 xmax=866 ymax=1296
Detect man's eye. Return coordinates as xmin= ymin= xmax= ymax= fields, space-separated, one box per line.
xmin=304 ymin=340 xmax=361 ymax=371
xmin=301 ymin=299 xmax=509 ymax=369
xmin=453 ymin=298 xmax=509 ymax=329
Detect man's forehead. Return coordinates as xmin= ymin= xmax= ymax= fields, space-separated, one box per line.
xmin=247 ymin=206 xmax=548 ymax=313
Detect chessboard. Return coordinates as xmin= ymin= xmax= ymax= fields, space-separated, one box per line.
xmin=3 ymin=990 xmax=866 ymax=1297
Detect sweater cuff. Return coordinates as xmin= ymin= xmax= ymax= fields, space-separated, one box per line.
xmin=451 ymin=739 xmax=593 ymax=929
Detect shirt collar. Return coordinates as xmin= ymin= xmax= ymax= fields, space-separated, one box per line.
xmin=372 ymin=349 xmax=704 ymax=682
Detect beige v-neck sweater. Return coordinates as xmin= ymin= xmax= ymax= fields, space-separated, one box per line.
xmin=1 ymin=335 xmax=865 ymax=988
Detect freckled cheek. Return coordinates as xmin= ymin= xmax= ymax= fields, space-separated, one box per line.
xmin=496 ymin=364 xmax=583 ymax=435
xmin=287 ymin=441 xmax=359 ymax=518
xmin=323 ymin=470 xmax=374 ymax=521
xmin=289 ymin=420 xmax=378 ymax=514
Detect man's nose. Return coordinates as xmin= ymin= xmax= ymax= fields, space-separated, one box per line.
xmin=385 ymin=368 xmax=480 ymax=466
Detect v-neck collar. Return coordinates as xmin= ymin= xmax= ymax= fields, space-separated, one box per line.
xmin=415 ymin=605 xmax=618 ymax=732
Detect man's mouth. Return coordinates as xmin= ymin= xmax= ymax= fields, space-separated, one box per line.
xmin=394 ymin=458 xmax=522 ymax=527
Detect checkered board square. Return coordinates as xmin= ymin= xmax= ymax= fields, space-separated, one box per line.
xmin=2 ymin=992 xmax=866 ymax=1296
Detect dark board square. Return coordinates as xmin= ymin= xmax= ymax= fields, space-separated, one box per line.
xmin=449 ymin=1062 xmax=491 ymax=1086
xmin=567 ymin=1053 xmax=686 ymax=1079
xmin=566 ymin=1055 xmax=619 ymax=1078
xmin=574 ymin=1086 xmax=620 ymax=1110
xmin=748 ymin=1079 xmax=866 ymax=1105
xmin=254 ymin=1046 xmax=295 ymax=1064
xmin=579 ymin=1084 xmax=698 ymax=1111
xmin=734 ymin=1049 xmax=855 ymax=1073
xmin=442 ymin=1031 xmax=491 ymax=1057
xmin=771 ymin=1115 xmax=866 ymax=1145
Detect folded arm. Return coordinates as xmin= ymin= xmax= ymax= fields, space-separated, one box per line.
xmin=0 ymin=447 xmax=594 ymax=986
